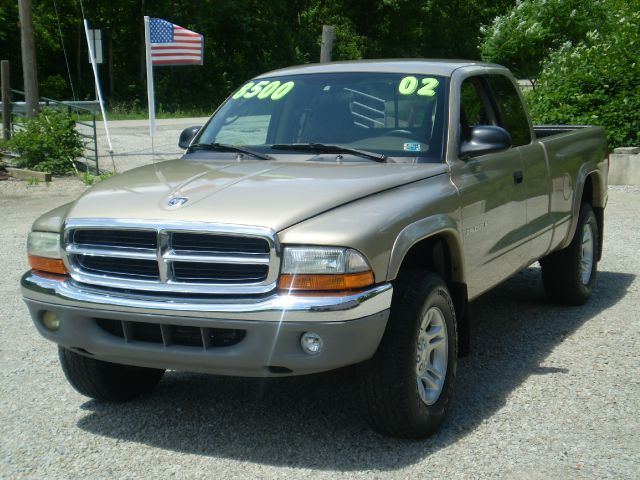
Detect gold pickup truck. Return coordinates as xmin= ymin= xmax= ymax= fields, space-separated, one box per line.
xmin=21 ymin=60 xmax=608 ymax=439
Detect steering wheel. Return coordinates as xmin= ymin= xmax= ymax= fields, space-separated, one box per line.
xmin=385 ymin=129 xmax=415 ymax=138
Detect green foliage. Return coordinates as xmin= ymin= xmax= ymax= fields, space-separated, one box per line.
xmin=99 ymin=171 xmax=114 ymax=181
xmin=5 ymin=109 xmax=84 ymax=175
xmin=107 ymin=102 xmax=210 ymax=120
xmin=479 ymin=0 xmax=609 ymax=79
xmin=300 ymin=3 xmax=365 ymax=60
xmin=41 ymin=74 xmax=68 ymax=99
xmin=0 ymin=5 xmax=6 ymax=41
xmin=81 ymin=171 xmax=95 ymax=186
xmin=528 ymin=9 xmax=640 ymax=148
xmin=81 ymin=170 xmax=114 ymax=186
xmin=0 ymin=1 xmax=511 ymax=111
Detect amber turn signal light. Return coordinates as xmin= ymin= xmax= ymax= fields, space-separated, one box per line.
xmin=28 ymin=255 xmax=68 ymax=275
xmin=278 ymin=271 xmax=374 ymax=291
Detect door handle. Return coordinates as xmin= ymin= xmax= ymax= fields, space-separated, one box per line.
xmin=513 ymin=170 xmax=524 ymax=184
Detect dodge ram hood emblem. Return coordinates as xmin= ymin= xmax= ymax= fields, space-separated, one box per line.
xmin=167 ymin=196 xmax=189 ymax=207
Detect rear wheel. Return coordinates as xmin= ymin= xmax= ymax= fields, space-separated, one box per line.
xmin=360 ymin=271 xmax=457 ymax=438
xmin=59 ymin=347 xmax=165 ymax=401
xmin=540 ymin=202 xmax=599 ymax=305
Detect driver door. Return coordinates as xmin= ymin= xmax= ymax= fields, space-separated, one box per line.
xmin=450 ymin=76 xmax=527 ymax=298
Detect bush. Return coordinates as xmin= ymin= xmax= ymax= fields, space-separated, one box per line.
xmin=527 ymin=9 xmax=640 ymax=148
xmin=40 ymin=74 xmax=68 ymax=99
xmin=4 ymin=108 xmax=83 ymax=174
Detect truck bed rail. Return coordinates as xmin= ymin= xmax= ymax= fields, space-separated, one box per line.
xmin=534 ymin=124 xmax=592 ymax=139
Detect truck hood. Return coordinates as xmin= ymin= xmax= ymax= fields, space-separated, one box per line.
xmin=67 ymin=159 xmax=447 ymax=231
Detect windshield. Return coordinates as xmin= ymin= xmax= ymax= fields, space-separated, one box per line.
xmin=194 ymin=72 xmax=448 ymax=161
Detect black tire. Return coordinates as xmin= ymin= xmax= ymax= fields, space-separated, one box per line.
xmin=540 ymin=202 xmax=599 ymax=306
xmin=58 ymin=347 xmax=165 ymax=402
xmin=360 ymin=271 xmax=457 ymax=439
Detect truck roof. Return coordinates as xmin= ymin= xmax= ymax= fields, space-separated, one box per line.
xmin=256 ymin=59 xmax=506 ymax=78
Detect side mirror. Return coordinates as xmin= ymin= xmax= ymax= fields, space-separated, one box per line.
xmin=460 ymin=125 xmax=512 ymax=159
xmin=179 ymin=125 xmax=202 ymax=149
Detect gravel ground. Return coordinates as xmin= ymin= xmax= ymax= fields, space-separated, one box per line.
xmin=77 ymin=117 xmax=210 ymax=173
xmin=0 ymin=180 xmax=638 ymax=479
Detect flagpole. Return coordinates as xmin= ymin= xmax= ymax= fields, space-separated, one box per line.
xmin=143 ymin=16 xmax=156 ymax=139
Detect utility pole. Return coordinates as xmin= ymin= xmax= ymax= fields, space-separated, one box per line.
xmin=18 ymin=0 xmax=39 ymax=117
xmin=320 ymin=25 xmax=335 ymax=63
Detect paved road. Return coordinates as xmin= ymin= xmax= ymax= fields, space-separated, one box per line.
xmin=0 ymin=181 xmax=638 ymax=479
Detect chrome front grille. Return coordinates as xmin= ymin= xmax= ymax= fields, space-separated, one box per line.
xmin=171 ymin=262 xmax=268 ymax=283
xmin=77 ymin=256 xmax=161 ymax=280
xmin=171 ymin=232 xmax=270 ymax=254
xmin=63 ymin=219 xmax=279 ymax=294
xmin=72 ymin=229 xmax=157 ymax=248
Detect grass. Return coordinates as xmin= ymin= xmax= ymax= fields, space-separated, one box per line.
xmin=10 ymin=102 xmax=210 ymax=123
xmin=80 ymin=170 xmax=114 ymax=186
xmin=75 ymin=102 xmax=211 ymax=121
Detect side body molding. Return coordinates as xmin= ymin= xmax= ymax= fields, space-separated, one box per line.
xmin=387 ymin=214 xmax=464 ymax=282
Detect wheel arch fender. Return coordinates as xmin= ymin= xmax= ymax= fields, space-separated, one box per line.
xmin=387 ymin=215 xmax=464 ymax=283
xmin=387 ymin=215 xmax=469 ymax=356
xmin=561 ymin=167 xmax=605 ymax=254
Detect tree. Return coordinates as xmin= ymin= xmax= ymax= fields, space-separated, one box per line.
xmin=1 ymin=0 xmax=517 ymax=111
xmin=527 ymin=7 xmax=640 ymax=148
xmin=479 ymin=0 xmax=609 ymax=80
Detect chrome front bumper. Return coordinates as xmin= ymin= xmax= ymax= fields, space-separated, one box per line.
xmin=21 ymin=272 xmax=392 ymax=376
xmin=21 ymin=272 xmax=392 ymax=322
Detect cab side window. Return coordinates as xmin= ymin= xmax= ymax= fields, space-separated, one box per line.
xmin=487 ymin=75 xmax=532 ymax=147
xmin=460 ymin=78 xmax=493 ymax=142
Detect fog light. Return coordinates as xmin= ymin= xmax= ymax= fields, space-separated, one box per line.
xmin=42 ymin=311 xmax=60 ymax=331
xmin=300 ymin=332 xmax=323 ymax=355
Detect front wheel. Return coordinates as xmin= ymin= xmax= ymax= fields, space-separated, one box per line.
xmin=359 ymin=271 xmax=457 ymax=439
xmin=59 ymin=347 xmax=165 ymax=402
xmin=540 ymin=202 xmax=599 ymax=305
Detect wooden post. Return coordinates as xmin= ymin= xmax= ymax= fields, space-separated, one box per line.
xmin=18 ymin=0 xmax=39 ymax=117
xmin=1 ymin=60 xmax=11 ymax=140
xmin=320 ymin=25 xmax=335 ymax=63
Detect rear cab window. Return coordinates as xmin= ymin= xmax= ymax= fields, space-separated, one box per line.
xmin=457 ymin=73 xmax=532 ymax=150
xmin=459 ymin=77 xmax=496 ymax=142
xmin=486 ymin=75 xmax=532 ymax=147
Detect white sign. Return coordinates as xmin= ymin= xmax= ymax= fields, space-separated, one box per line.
xmin=87 ymin=29 xmax=103 ymax=64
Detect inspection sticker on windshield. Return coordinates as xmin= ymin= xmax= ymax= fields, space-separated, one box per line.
xmin=404 ymin=143 xmax=422 ymax=152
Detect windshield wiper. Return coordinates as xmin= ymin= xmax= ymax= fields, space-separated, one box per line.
xmin=187 ymin=142 xmax=272 ymax=160
xmin=270 ymin=143 xmax=387 ymax=163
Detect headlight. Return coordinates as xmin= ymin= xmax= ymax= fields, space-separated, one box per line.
xmin=27 ymin=231 xmax=67 ymax=275
xmin=28 ymin=231 xmax=61 ymax=258
xmin=279 ymin=246 xmax=374 ymax=291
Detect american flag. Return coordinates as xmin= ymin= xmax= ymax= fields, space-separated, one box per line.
xmin=149 ymin=18 xmax=203 ymax=66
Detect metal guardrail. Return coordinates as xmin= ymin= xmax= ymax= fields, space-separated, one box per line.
xmin=1 ymin=100 xmax=101 ymax=112
xmin=8 ymin=90 xmax=100 ymax=173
